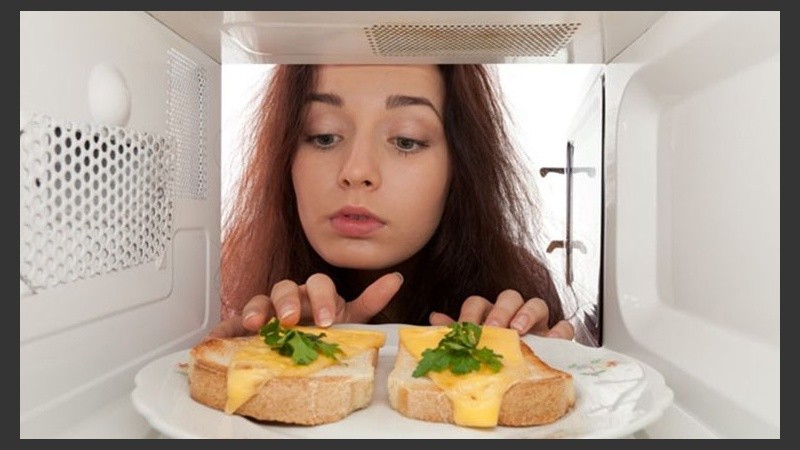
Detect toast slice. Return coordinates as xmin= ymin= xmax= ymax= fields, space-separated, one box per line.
xmin=188 ymin=328 xmax=385 ymax=426
xmin=387 ymin=325 xmax=575 ymax=427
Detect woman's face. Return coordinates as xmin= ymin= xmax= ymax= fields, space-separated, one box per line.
xmin=292 ymin=65 xmax=450 ymax=270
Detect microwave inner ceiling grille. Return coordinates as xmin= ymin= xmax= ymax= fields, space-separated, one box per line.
xmin=364 ymin=23 xmax=581 ymax=57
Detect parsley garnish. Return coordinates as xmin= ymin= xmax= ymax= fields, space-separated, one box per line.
xmin=412 ymin=322 xmax=504 ymax=378
xmin=259 ymin=318 xmax=344 ymax=365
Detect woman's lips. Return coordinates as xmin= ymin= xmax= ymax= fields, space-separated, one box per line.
xmin=329 ymin=207 xmax=385 ymax=237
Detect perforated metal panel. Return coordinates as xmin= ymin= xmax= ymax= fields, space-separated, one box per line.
xmin=365 ymin=23 xmax=581 ymax=57
xmin=167 ymin=48 xmax=208 ymax=199
xmin=19 ymin=115 xmax=174 ymax=290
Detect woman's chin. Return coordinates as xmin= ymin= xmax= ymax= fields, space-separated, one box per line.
xmin=320 ymin=252 xmax=406 ymax=271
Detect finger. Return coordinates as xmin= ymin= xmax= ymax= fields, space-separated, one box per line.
xmin=208 ymin=317 xmax=249 ymax=338
xmin=457 ymin=295 xmax=492 ymax=324
xmin=428 ymin=311 xmax=456 ymax=326
xmin=240 ymin=294 xmax=274 ymax=332
xmin=546 ymin=320 xmax=575 ymax=340
xmin=270 ymin=279 xmax=302 ymax=326
xmin=345 ymin=272 xmax=404 ymax=323
xmin=513 ymin=297 xmax=551 ymax=336
xmin=305 ymin=273 xmax=339 ymax=327
xmin=484 ymin=289 xmax=525 ymax=328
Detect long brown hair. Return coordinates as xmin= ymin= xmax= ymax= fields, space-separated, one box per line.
xmin=221 ymin=65 xmax=564 ymax=326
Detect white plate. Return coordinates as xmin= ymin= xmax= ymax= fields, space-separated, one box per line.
xmin=131 ymin=324 xmax=673 ymax=438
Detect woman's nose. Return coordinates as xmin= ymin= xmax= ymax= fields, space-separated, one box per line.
xmin=338 ymin=136 xmax=381 ymax=189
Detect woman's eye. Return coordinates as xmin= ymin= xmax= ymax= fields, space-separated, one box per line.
xmin=305 ymin=134 xmax=341 ymax=149
xmin=392 ymin=137 xmax=428 ymax=153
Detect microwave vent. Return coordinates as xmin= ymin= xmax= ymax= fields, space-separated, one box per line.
xmin=20 ymin=115 xmax=174 ymax=290
xmin=364 ymin=23 xmax=580 ymax=57
xmin=167 ymin=48 xmax=207 ymax=200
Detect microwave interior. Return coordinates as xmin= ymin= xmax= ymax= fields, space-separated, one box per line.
xmin=20 ymin=11 xmax=779 ymax=438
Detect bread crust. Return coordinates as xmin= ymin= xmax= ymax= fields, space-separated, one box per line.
xmin=188 ymin=337 xmax=379 ymax=426
xmin=388 ymin=340 xmax=575 ymax=427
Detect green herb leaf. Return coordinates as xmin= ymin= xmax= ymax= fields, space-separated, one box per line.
xmin=412 ymin=322 xmax=504 ymax=378
xmin=259 ymin=318 xmax=344 ymax=365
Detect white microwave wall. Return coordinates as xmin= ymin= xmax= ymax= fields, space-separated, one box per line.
xmin=604 ymin=11 xmax=779 ymax=438
xmin=20 ymin=11 xmax=221 ymax=438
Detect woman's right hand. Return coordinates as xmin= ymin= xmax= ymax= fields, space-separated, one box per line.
xmin=208 ymin=272 xmax=404 ymax=338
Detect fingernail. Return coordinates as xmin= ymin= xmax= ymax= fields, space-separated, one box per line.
xmin=278 ymin=307 xmax=296 ymax=321
xmin=317 ymin=308 xmax=333 ymax=327
xmin=394 ymin=271 xmax=404 ymax=282
xmin=510 ymin=316 xmax=528 ymax=333
xmin=243 ymin=311 xmax=257 ymax=323
xmin=484 ymin=319 xmax=500 ymax=327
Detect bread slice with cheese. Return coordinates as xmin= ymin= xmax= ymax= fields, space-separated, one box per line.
xmin=388 ymin=324 xmax=575 ymax=428
xmin=188 ymin=325 xmax=386 ymax=425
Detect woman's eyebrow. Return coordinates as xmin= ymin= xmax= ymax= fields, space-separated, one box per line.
xmin=306 ymin=92 xmax=343 ymax=106
xmin=386 ymin=95 xmax=443 ymax=121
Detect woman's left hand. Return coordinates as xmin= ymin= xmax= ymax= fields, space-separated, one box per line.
xmin=428 ymin=289 xmax=574 ymax=339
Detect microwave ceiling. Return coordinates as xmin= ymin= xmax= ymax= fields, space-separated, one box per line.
xmin=148 ymin=11 xmax=665 ymax=65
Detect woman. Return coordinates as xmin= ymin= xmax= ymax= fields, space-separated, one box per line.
xmin=212 ymin=64 xmax=573 ymax=340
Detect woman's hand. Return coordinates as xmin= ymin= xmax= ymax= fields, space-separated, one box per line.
xmin=428 ymin=289 xmax=574 ymax=339
xmin=209 ymin=272 xmax=404 ymax=338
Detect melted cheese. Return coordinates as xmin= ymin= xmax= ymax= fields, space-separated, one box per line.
xmin=225 ymin=327 xmax=386 ymax=414
xmin=399 ymin=325 xmax=529 ymax=428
